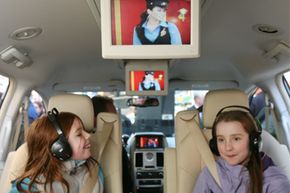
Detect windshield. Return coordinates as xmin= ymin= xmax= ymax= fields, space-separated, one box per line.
xmin=74 ymin=90 xmax=208 ymax=137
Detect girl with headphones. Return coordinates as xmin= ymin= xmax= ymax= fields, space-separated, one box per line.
xmin=193 ymin=108 xmax=290 ymax=193
xmin=10 ymin=110 xmax=104 ymax=193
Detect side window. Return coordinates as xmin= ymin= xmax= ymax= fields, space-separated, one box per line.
xmin=249 ymin=88 xmax=277 ymax=138
xmin=174 ymin=90 xmax=208 ymax=115
xmin=28 ymin=90 xmax=46 ymax=124
xmin=174 ymin=90 xmax=208 ymax=128
xmin=14 ymin=90 xmax=46 ymax=149
xmin=0 ymin=74 xmax=10 ymax=109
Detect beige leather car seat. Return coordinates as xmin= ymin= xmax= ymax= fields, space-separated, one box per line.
xmin=175 ymin=109 xmax=208 ymax=193
xmin=202 ymin=88 xmax=249 ymax=140
xmin=90 ymin=112 xmax=123 ymax=193
xmin=0 ymin=93 xmax=122 ymax=193
xmin=203 ymin=89 xmax=290 ymax=180
xmin=164 ymin=88 xmax=290 ymax=193
xmin=164 ymin=89 xmax=248 ymax=193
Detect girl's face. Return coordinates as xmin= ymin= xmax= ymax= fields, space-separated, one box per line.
xmin=68 ymin=118 xmax=91 ymax=160
xmin=148 ymin=6 xmax=166 ymax=22
xmin=216 ymin=121 xmax=250 ymax=166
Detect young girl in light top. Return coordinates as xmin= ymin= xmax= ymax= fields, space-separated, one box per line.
xmin=193 ymin=109 xmax=290 ymax=193
xmin=10 ymin=109 xmax=104 ymax=193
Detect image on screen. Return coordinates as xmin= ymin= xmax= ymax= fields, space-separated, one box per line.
xmin=129 ymin=70 xmax=165 ymax=91
xmin=111 ymin=0 xmax=191 ymax=45
xmin=139 ymin=136 xmax=161 ymax=148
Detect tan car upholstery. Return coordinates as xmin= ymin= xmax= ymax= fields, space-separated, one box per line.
xmin=164 ymin=89 xmax=248 ymax=193
xmin=47 ymin=93 xmax=95 ymax=131
xmin=90 ymin=112 xmax=122 ymax=193
xmin=164 ymin=110 xmax=205 ymax=193
xmin=203 ymin=88 xmax=249 ymax=129
xmin=0 ymin=93 xmax=122 ymax=193
xmin=202 ymin=88 xmax=250 ymax=141
xmin=261 ymin=130 xmax=290 ymax=180
xmin=165 ymin=88 xmax=290 ymax=193
xmin=0 ymin=150 xmax=16 ymax=193
xmin=164 ymin=148 xmax=177 ymax=193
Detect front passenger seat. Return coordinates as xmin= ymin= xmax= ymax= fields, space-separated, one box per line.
xmin=202 ymin=88 xmax=290 ymax=180
xmin=0 ymin=93 xmax=123 ymax=193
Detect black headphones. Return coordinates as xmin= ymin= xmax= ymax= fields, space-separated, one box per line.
xmin=47 ymin=108 xmax=72 ymax=161
xmin=209 ymin=105 xmax=262 ymax=156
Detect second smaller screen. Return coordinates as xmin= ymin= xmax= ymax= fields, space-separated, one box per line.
xmin=129 ymin=70 xmax=165 ymax=91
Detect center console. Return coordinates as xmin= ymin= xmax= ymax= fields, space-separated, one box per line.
xmin=130 ymin=133 xmax=166 ymax=193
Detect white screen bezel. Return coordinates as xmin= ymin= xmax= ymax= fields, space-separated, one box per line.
xmin=101 ymin=0 xmax=200 ymax=59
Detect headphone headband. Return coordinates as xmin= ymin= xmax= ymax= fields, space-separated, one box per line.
xmin=214 ymin=105 xmax=261 ymax=133
xmin=216 ymin=105 xmax=251 ymax=118
xmin=47 ymin=108 xmax=72 ymax=161
xmin=48 ymin=108 xmax=63 ymax=135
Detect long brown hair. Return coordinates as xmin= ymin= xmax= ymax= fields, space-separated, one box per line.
xmin=15 ymin=112 xmax=92 ymax=193
xmin=214 ymin=110 xmax=263 ymax=193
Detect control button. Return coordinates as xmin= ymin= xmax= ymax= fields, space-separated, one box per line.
xmin=146 ymin=152 xmax=154 ymax=160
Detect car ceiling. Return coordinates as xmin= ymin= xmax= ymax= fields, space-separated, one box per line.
xmin=0 ymin=0 xmax=289 ymax=95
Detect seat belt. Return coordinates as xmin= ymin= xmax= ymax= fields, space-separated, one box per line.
xmin=96 ymin=118 xmax=115 ymax=162
xmin=260 ymin=94 xmax=278 ymax=136
xmin=80 ymin=118 xmax=115 ymax=193
xmin=181 ymin=113 xmax=222 ymax=188
xmin=265 ymin=96 xmax=280 ymax=136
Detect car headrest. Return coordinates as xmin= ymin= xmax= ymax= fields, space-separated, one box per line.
xmin=203 ymin=89 xmax=249 ymax=128
xmin=48 ymin=93 xmax=94 ymax=131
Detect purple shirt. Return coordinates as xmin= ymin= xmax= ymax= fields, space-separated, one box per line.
xmin=193 ymin=154 xmax=290 ymax=193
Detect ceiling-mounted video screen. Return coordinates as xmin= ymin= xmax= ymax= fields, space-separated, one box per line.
xmin=125 ymin=60 xmax=168 ymax=96
xmin=101 ymin=0 xmax=200 ymax=59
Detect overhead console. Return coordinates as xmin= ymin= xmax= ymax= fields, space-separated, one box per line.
xmin=129 ymin=132 xmax=167 ymax=193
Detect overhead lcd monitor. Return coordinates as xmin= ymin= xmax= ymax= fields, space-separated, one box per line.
xmin=101 ymin=0 xmax=200 ymax=59
xmin=125 ymin=60 xmax=168 ymax=96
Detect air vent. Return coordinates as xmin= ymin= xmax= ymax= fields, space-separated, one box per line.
xmin=135 ymin=153 xmax=143 ymax=167
xmin=156 ymin=152 xmax=164 ymax=167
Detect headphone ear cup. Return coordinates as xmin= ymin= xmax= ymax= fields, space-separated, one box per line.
xmin=50 ymin=136 xmax=72 ymax=161
xmin=209 ymin=138 xmax=220 ymax=156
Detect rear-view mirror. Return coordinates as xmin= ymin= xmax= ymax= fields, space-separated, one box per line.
xmin=127 ymin=97 xmax=159 ymax=107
